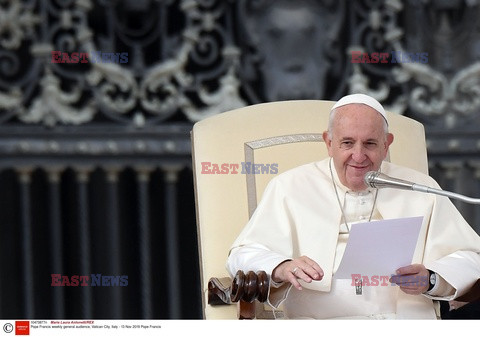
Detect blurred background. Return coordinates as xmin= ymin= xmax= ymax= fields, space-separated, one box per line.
xmin=1 ymin=0 xmax=480 ymax=319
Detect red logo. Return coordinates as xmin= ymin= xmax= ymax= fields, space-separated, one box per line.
xmin=15 ymin=321 xmax=29 ymax=335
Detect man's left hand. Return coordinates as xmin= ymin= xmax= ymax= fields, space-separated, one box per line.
xmin=390 ymin=264 xmax=430 ymax=295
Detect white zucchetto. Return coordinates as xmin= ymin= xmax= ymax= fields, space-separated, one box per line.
xmin=331 ymin=93 xmax=388 ymax=125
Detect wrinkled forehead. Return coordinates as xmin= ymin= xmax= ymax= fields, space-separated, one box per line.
xmin=329 ymin=103 xmax=388 ymax=136
xmin=331 ymin=105 xmax=388 ymax=138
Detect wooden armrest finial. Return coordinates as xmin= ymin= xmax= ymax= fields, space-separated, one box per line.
xmin=208 ymin=270 xmax=269 ymax=305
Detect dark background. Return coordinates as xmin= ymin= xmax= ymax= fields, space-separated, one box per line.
xmin=1 ymin=0 xmax=479 ymax=319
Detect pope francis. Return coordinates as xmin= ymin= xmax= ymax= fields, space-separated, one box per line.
xmin=226 ymin=94 xmax=480 ymax=319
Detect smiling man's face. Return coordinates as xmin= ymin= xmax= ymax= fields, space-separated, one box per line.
xmin=323 ymin=104 xmax=394 ymax=191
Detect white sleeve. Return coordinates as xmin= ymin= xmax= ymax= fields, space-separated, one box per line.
xmin=424 ymin=251 xmax=480 ymax=300
xmin=226 ymin=243 xmax=290 ymax=278
xmin=423 ymin=273 xmax=455 ymax=298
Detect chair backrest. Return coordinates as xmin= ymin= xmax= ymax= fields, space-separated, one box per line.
xmin=191 ymin=100 xmax=428 ymax=319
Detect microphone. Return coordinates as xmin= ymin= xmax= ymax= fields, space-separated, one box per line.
xmin=364 ymin=171 xmax=480 ymax=205
xmin=364 ymin=171 xmax=415 ymax=190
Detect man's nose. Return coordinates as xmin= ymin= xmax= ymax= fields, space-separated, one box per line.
xmin=351 ymin=145 xmax=367 ymax=162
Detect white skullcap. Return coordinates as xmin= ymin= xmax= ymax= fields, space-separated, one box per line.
xmin=331 ymin=93 xmax=388 ymax=125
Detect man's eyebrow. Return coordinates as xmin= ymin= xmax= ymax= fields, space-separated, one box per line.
xmin=338 ymin=137 xmax=379 ymax=143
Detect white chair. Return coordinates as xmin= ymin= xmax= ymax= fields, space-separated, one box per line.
xmin=191 ymin=100 xmax=428 ymax=319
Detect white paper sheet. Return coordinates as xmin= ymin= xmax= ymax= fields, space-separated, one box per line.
xmin=334 ymin=216 xmax=423 ymax=279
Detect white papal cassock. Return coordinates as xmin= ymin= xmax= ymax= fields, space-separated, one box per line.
xmin=227 ymin=158 xmax=480 ymax=319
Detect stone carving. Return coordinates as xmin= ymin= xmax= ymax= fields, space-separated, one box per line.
xmin=349 ymin=0 xmax=480 ymax=129
xmin=1 ymin=0 xmax=479 ymax=129
xmin=0 ymin=0 xmax=40 ymax=50
xmin=237 ymin=0 xmax=345 ymax=102
xmin=21 ymin=68 xmax=95 ymax=126
xmin=0 ymin=0 xmax=245 ymax=126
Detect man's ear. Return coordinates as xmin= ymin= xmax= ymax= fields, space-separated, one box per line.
xmin=386 ymin=133 xmax=394 ymax=147
xmin=322 ymin=131 xmax=330 ymax=144
xmin=323 ymin=131 xmax=333 ymax=156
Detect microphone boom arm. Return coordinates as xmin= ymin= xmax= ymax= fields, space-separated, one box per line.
xmin=365 ymin=171 xmax=480 ymax=205
xmin=412 ymin=184 xmax=480 ymax=205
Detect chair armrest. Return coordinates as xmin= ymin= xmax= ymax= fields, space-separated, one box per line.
xmin=208 ymin=270 xmax=269 ymax=305
xmin=208 ymin=276 xmax=233 ymax=305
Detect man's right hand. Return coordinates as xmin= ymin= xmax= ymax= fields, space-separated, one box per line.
xmin=272 ymin=256 xmax=324 ymax=290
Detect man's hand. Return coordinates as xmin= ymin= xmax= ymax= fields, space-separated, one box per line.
xmin=390 ymin=264 xmax=430 ymax=295
xmin=272 ymin=256 xmax=324 ymax=290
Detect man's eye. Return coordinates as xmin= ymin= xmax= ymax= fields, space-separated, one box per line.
xmin=365 ymin=142 xmax=378 ymax=148
xmin=340 ymin=141 xmax=353 ymax=148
